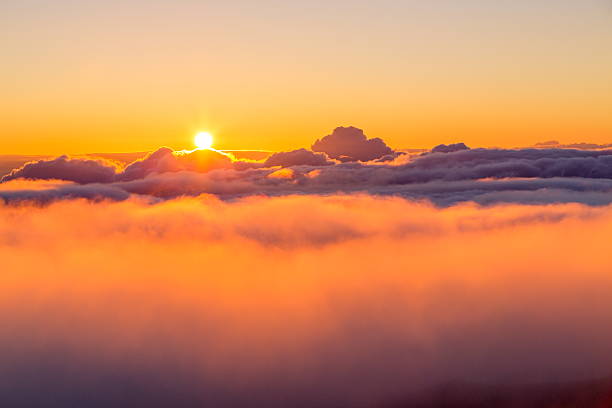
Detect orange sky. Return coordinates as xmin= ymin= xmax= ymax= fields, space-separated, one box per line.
xmin=2 ymin=0 xmax=611 ymax=154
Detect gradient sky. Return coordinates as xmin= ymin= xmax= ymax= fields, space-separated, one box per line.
xmin=2 ymin=0 xmax=611 ymax=154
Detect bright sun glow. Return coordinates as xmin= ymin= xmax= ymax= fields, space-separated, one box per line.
xmin=194 ymin=132 xmax=214 ymax=150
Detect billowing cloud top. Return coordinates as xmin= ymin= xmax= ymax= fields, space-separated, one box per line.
xmin=430 ymin=142 xmax=470 ymax=154
xmin=311 ymin=126 xmax=396 ymax=162
xmin=1 ymin=147 xmax=238 ymax=185
xmin=1 ymin=155 xmax=119 ymax=184
xmin=1 ymin=127 xmax=612 ymax=207
xmin=264 ymin=148 xmax=333 ymax=167
xmin=119 ymin=147 xmax=235 ymax=181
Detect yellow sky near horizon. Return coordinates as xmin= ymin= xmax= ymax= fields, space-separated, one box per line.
xmin=1 ymin=0 xmax=611 ymax=154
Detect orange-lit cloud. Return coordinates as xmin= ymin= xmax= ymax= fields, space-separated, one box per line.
xmin=1 ymin=195 xmax=612 ymax=406
xmin=3 ymin=137 xmax=612 ymax=207
xmin=267 ymin=168 xmax=295 ymax=180
xmin=264 ymin=148 xmax=333 ymax=168
xmin=312 ymin=126 xmax=398 ymax=162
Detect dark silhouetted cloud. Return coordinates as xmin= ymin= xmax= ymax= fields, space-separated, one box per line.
xmin=1 ymin=155 xmax=119 ymax=184
xmin=312 ymin=126 xmax=395 ymax=161
xmin=534 ymin=141 xmax=612 ymax=150
xmin=264 ymin=148 xmax=333 ymax=167
xmin=430 ymin=142 xmax=470 ymax=153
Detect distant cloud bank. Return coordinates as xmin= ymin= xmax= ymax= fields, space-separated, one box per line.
xmin=1 ymin=127 xmax=612 ymax=206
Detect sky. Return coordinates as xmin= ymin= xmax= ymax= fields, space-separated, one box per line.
xmin=4 ymin=3 xmax=612 ymax=405
xmin=1 ymin=0 xmax=612 ymax=153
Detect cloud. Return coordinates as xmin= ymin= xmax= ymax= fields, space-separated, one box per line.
xmin=118 ymin=147 xmax=236 ymax=181
xmin=2 ymin=195 xmax=612 ymax=406
xmin=534 ymin=140 xmax=612 ymax=150
xmin=1 ymin=148 xmax=244 ymax=186
xmin=3 ymin=128 xmax=612 ymax=208
xmin=267 ymin=168 xmax=296 ymax=179
xmin=399 ymin=147 xmax=612 ymax=181
xmin=0 ymin=179 xmax=132 ymax=204
xmin=3 ymin=154 xmax=612 ymax=207
xmin=117 ymin=147 xmax=175 ymax=181
xmin=2 ymin=134 xmax=612 ymax=406
xmin=312 ymin=126 xmax=396 ymax=162
xmin=430 ymin=142 xmax=470 ymax=153
xmin=1 ymin=155 xmax=119 ymax=184
xmin=263 ymin=148 xmax=333 ymax=167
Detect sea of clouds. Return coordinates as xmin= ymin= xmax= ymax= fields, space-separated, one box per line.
xmin=2 ymin=126 xmax=612 ymax=206
xmin=2 ymin=127 xmax=612 ymax=406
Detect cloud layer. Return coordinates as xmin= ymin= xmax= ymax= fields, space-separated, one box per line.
xmin=3 ymin=129 xmax=612 ymax=406
xmin=2 ymin=195 xmax=612 ymax=406
xmin=1 ymin=128 xmax=612 ymax=208
xmin=2 ymin=148 xmax=612 ymax=207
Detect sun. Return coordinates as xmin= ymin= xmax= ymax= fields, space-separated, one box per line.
xmin=194 ymin=131 xmax=214 ymax=150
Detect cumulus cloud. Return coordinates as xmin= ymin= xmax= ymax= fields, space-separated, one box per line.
xmin=2 ymin=195 xmax=612 ymax=406
xmin=118 ymin=147 xmax=236 ymax=181
xmin=117 ymin=147 xmax=176 ymax=181
xmin=312 ymin=126 xmax=396 ymax=162
xmin=401 ymin=147 xmax=612 ymax=181
xmin=1 ymin=148 xmax=244 ymax=185
xmin=430 ymin=142 xmax=470 ymax=153
xmin=1 ymin=155 xmax=119 ymax=184
xmin=263 ymin=148 xmax=333 ymax=167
